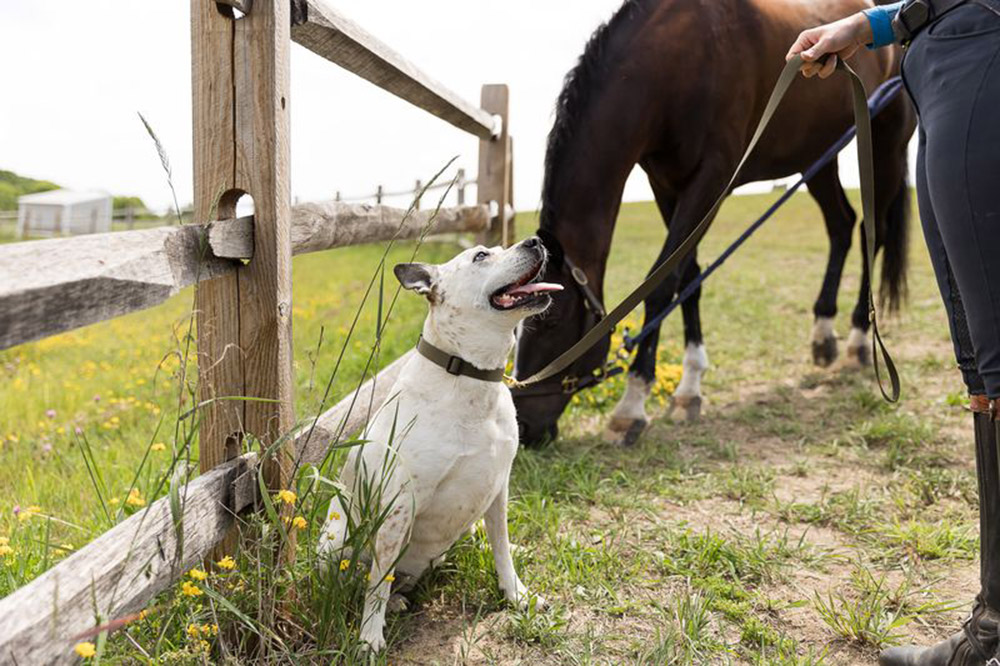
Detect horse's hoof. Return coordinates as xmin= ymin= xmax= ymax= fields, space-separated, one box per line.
xmin=603 ymin=417 xmax=648 ymax=447
xmin=811 ymin=337 xmax=838 ymax=367
xmin=845 ymin=344 xmax=871 ymax=367
xmin=671 ymin=395 xmax=702 ymax=422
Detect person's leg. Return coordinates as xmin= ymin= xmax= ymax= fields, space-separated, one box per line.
xmin=913 ymin=125 xmax=986 ymax=397
xmin=879 ymin=5 xmax=1000 ymax=665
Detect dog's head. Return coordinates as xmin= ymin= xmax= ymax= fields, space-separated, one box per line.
xmin=393 ymin=237 xmax=562 ymax=329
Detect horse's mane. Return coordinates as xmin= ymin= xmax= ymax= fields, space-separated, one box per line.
xmin=540 ymin=0 xmax=650 ymax=230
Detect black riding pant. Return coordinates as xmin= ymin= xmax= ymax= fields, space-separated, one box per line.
xmin=902 ymin=2 xmax=1000 ymax=398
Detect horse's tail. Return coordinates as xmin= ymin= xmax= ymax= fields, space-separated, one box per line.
xmin=879 ymin=174 xmax=910 ymax=313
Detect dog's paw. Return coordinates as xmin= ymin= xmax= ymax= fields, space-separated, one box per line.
xmin=509 ymin=587 xmax=547 ymax=612
xmin=360 ymin=628 xmax=386 ymax=654
xmin=387 ymin=593 xmax=410 ymax=614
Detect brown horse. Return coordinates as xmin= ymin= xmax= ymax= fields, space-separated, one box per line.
xmin=513 ymin=0 xmax=916 ymax=447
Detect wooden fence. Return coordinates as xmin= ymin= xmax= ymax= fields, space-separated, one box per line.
xmin=0 ymin=0 xmax=514 ymax=662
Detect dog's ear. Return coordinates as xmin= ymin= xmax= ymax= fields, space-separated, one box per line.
xmin=393 ymin=263 xmax=436 ymax=296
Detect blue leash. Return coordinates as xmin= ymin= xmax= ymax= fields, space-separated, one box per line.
xmin=622 ymin=76 xmax=904 ymax=353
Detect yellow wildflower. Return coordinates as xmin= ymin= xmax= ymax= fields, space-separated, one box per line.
xmin=108 ymin=497 xmax=120 ymax=506
xmin=384 ymin=574 xmax=395 ymax=583
xmin=126 ymin=489 xmax=145 ymax=507
xmin=216 ymin=555 xmax=236 ymax=570
xmin=150 ymin=442 xmax=166 ymax=452
xmin=339 ymin=559 xmax=350 ymax=571
xmin=181 ymin=581 xmax=203 ymax=597
xmin=0 ymin=545 xmax=14 ymax=557
xmin=276 ymin=489 xmax=297 ymax=505
xmin=187 ymin=623 xmax=201 ymax=638
xmin=0 ymin=537 xmax=8 ymax=546
xmin=188 ymin=568 xmax=209 ymax=581
xmin=329 ymin=510 xmax=341 ymax=521
xmin=74 ymin=642 xmax=96 ymax=658
xmin=292 ymin=516 xmax=307 ymax=530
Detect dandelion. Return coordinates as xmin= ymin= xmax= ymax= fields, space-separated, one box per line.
xmin=126 ymin=489 xmax=145 ymax=507
xmin=216 ymin=555 xmax=236 ymax=570
xmin=188 ymin=568 xmax=208 ymax=581
xmin=339 ymin=559 xmax=351 ymax=571
xmin=74 ymin=642 xmax=96 ymax=658
xmin=181 ymin=581 xmax=203 ymax=597
xmin=292 ymin=516 xmax=307 ymax=530
xmin=276 ymin=489 xmax=297 ymax=505
xmin=150 ymin=442 xmax=167 ymax=452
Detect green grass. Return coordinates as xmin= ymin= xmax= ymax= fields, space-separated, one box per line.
xmin=0 ymin=189 xmax=984 ymax=664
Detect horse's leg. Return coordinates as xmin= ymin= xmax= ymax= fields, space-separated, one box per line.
xmin=606 ymin=185 xmax=678 ymax=445
xmin=847 ymin=98 xmax=913 ymax=367
xmin=672 ymin=257 xmax=709 ymax=422
xmin=607 ymin=169 xmax=721 ymax=444
xmin=806 ymin=161 xmax=856 ymax=367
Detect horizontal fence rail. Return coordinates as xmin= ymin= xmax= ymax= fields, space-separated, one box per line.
xmin=0 ymin=202 xmax=495 ymax=351
xmin=0 ymin=349 xmax=409 ymax=665
xmin=290 ymin=0 xmax=497 ymax=139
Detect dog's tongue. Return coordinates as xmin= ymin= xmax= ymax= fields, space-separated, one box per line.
xmin=506 ymin=282 xmax=564 ymax=296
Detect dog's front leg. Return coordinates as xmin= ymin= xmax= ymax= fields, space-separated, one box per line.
xmin=483 ymin=480 xmax=545 ymax=610
xmin=360 ymin=502 xmax=412 ymax=652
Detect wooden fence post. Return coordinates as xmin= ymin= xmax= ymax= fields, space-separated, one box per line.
xmin=476 ymin=84 xmax=511 ymax=247
xmin=456 ymin=168 xmax=466 ymax=205
xmin=192 ymin=0 xmax=295 ymax=562
xmin=376 ymin=184 xmax=383 ymax=204
xmin=414 ymin=179 xmax=422 ymax=209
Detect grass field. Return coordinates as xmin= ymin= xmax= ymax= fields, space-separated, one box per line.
xmin=0 ymin=190 xmax=978 ymax=664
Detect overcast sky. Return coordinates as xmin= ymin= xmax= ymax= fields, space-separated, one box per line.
xmin=1 ymin=1 xmax=913 ymax=215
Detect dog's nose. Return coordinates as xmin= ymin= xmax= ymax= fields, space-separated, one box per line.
xmin=522 ymin=236 xmax=540 ymax=249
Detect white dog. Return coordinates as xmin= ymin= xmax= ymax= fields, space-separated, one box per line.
xmin=318 ymin=236 xmax=561 ymax=652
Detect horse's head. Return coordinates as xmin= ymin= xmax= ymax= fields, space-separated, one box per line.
xmin=512 ymin=232 xmax=611 ymax=447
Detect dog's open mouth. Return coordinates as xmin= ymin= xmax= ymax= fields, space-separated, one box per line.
xmin=490 ymin=261 xmax=564 ymax=310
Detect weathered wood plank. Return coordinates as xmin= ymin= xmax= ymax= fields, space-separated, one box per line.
xmin=0 ymin=225 xmax=235 ymax=350
xmin=234 ymin=0 xmax=296 ymax=557
xmin=0 ymin=455 xmax=256 ymax=666
xmin=476 ymin=85 xmax=512 ymax=246
xmin=192 ymin=0 xmax=244 ymax=563
xmin=290 ymin=0 xmax=495 ymax=140
xmin=288 ymin=201 xmax=490 ymax=257
xmin=294 ymin=349 xmax=413 ymax=466
xmin=0 ymin=202 xmax=492 ymax=351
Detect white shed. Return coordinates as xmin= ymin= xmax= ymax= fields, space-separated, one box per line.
xmin=17 ymin=189 xmax=113 ymax=238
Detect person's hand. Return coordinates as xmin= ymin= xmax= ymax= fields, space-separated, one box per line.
xmin=786 ymin=12 xmax=873 ymax=78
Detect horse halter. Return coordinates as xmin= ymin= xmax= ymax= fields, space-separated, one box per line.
xmin=509 ymin=231 xmax=626 ymax=398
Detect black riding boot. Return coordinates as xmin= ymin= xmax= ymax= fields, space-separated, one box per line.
xmin=879 ymin=397 xmax=1000 ymax=666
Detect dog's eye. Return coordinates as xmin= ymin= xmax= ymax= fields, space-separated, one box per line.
xmin=473 ymin=251 xmax=489 ymax=263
